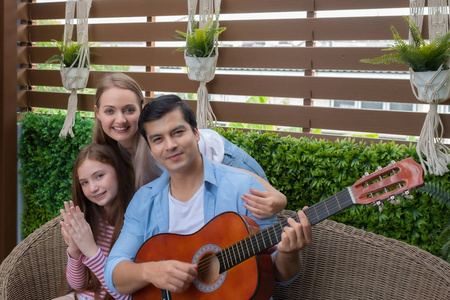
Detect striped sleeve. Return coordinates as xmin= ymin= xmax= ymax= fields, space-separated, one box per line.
xmin=82 ymin=220 xmax=131 ymax=300
xmin=66 ymin=251 xmax=86 ymax=290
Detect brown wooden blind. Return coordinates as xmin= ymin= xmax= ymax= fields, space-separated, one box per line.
xmin=17 ymin=0 xmax=450 ymax=139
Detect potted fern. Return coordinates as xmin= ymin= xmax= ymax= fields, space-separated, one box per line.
xmin=46 ymin=39 xmax=93 ymax=90
xmin=173 ymin=11 xmax=226 ymax=81
xmin=360 ymin=16 xmax=450 ymax=101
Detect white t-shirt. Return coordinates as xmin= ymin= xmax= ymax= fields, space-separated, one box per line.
xmin=168 ymin=184 xmax=205 ymax=234
xmin=198 ymin=129 xmax=225 ymax=163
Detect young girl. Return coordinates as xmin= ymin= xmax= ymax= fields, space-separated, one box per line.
xmin=92 ymin=73 xmax=286 ymax=219
xmin=53 ymin=143 xmax=134 ymax=300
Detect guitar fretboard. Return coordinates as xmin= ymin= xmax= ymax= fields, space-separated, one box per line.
xmin=216 ymin=188 xmax=355 ymax=273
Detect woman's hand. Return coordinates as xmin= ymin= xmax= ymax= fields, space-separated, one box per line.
xmin=242 ymin=187 xmax=287 ymax=219
xmin=61 ymin=203 xmax=99 ymax=259
xmin=229 ymin=167 xmax=287 ymax=219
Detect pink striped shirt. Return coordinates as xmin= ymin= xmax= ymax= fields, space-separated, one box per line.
xmin=66 ymin=218 xmax=130 ymax=300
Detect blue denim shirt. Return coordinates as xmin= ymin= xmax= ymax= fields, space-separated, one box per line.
xmin=105 ymin=156 xmax=277 ymax=294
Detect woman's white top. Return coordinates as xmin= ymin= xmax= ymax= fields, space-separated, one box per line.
xmin=198 ymin=129 xmax=225 ymax=163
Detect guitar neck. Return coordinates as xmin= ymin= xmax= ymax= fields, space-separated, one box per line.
xmin=305 ymin=188 xmax=355 ymax=226
xmin=217 ymin=188 xmax=354 ymax=273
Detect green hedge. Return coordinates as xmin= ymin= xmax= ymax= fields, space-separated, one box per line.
xmin=18 ymin=113 xmax=449 ymax=262
xmin=18 ymin=113 xmax=93 ymax=237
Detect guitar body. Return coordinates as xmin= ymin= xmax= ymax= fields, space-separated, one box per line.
xmin=133 ymin=212 xmax=275 ymax=300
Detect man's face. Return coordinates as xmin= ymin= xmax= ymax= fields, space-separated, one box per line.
xmin=144 ymin=108 xmax=200 ymax=175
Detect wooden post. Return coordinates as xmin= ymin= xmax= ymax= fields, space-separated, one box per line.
xmin=303 ymin=10 xmax=316 ymax=133
xmin=145 ymin=16 xmax=156 ymax=101
xmin=1 ymin=0 xmax=18 ymax=262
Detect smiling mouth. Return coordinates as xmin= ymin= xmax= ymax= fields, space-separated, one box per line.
xmin=93 ymin=191 xmax=106 ymax=200
xmin=113 ymin=126 xmax=129 ymax=132
xmin=166 ymin=153 xmax=182 ymax=160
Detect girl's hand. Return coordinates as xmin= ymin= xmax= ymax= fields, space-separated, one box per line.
xmin=242 ymin=187 xmax=287 ymax=219
xmin=62 ymin=205 xmax=99 ymax=259
xmin=60 ymin=201 xmax=81 ymax=259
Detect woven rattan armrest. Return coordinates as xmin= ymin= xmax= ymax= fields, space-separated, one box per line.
xmin=0 ymin=215 xmax=69 ymax=299
xmin=273 ymin=210 xmax=450 ymax=300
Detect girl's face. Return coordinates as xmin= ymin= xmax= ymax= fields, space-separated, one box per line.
xmin=77 ymin=158 xmax=118 ymax=213
xmin=95 ymin=87 xmax=141 ymax=150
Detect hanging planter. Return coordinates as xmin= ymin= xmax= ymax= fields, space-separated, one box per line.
xmin=44 ymin=0 xmax=93 ymax=137
xmin=46 ymin=39 xmax=95 ymax=90
xmin=185 ymin=55 xmax=217 ymax=82
xmin=360 ymin=15 xmax=450 ymax=176
xmin=172 ymin=3 xmax=226 ymax=129
xmin=61 ymin=67 xmax=89 ymax=90
xmin=410 ymin=69 xmax=450 ymax=102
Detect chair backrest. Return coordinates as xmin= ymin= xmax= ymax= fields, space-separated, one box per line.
xmin=273 ymin=214 xmax=450 ymax=300
xmin=0 ymin=215 xmax=69 ymax=299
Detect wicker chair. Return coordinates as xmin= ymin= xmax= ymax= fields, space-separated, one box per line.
xmin=273 ymin=211 xmax=450 ymax=300
xmin=0 ymin=215 xmax=68 ymax=299
xmin=1 ymin=214 xmax=450 ymax=300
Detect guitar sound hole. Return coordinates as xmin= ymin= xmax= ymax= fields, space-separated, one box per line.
xmin=197 ymin=253 xmax=220 ymax=284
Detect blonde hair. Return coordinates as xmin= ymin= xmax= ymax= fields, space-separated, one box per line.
xmin=93 ymin=73 xmax=162 ymax=189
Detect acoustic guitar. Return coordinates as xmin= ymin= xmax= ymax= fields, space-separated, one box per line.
xmin=133 ymin=157 xmax=424 ymax=300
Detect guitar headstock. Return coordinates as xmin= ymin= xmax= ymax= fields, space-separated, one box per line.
xmin=349 ymin=157 xmax=424 ymax=205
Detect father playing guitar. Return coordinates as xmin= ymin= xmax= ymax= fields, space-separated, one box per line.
xmin=104 ymin=95 xmax=312 ymax=299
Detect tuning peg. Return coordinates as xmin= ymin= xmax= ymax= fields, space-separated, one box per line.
xmin=372 ymin=200 xmax=384 ymax=212
xmin=389 ymin=195 xmax=400 ymax=205
xmin=402 ymin=190 xmax=414 ymax=199
xmin=390 ymin=160 xmax=396 ymax=165
xmin=377 ymin=201 xmax=384 ymax=212
xmin=377 ymin=166 xmax=383 ymax=171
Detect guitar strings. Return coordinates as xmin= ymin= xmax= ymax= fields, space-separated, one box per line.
xmin=196 ymin=190 xmax=355 ymax=274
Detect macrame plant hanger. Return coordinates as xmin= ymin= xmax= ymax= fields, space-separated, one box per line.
xmin=409 ymin=0 xmax=450 ymax=176
xmin=185 ymin=0 xmax=222 ymax=129
xmin=59 ymin=0 xmax=92 ymax=137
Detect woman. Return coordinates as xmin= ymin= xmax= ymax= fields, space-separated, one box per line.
xmin=92 ymin=73 xmax=286 ymax=219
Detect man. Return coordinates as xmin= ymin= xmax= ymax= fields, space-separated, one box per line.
xmin=104 ymin=95 xmax=312 ymax=296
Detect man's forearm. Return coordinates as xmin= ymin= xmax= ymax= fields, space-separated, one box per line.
xmin=113 ymin=260 xmax=150 ymax=295
xmin=273 ymin=251 xmax=302 ymax=282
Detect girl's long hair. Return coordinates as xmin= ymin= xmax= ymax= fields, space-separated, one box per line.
xmin=92 ymin=72 xmax=161 ymax=190
xmin=71 ymin=143 xmax=135 ymax=299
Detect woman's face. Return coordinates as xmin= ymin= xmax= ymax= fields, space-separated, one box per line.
xmin=95 ymin=87 xmax=141 ymax=150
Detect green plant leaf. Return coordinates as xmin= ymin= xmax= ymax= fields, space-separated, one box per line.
xmin=172 ymin=10 xmax=226 ymax=57
xmin=360 ymin=16 xmax=450 ymax=71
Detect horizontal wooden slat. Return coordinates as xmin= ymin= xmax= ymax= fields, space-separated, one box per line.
xmin=18 ymin=90 xmax=95 ymax=111
xmin=19 ymin=69 xmax=428 ymax=103
xmin=314 ymin=0 xmax=410 ymax=11
xmin=205 ymin=102 xmax=449 ymax=138
xmin=19 ymin=91 xmax=449 ymax=138
xmin=22 ymin=46 xmax=408 ymax=71
xmin=21 ymin=0 xmax=312 ymax=21
xmin=20 ymin=0 xmax=409 ymax=21
xmin=20 ymin=16 xmax=419 ymax=43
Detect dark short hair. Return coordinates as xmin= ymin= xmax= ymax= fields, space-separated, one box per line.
xmin=138 ymin=95 xmax=197 ymax=144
